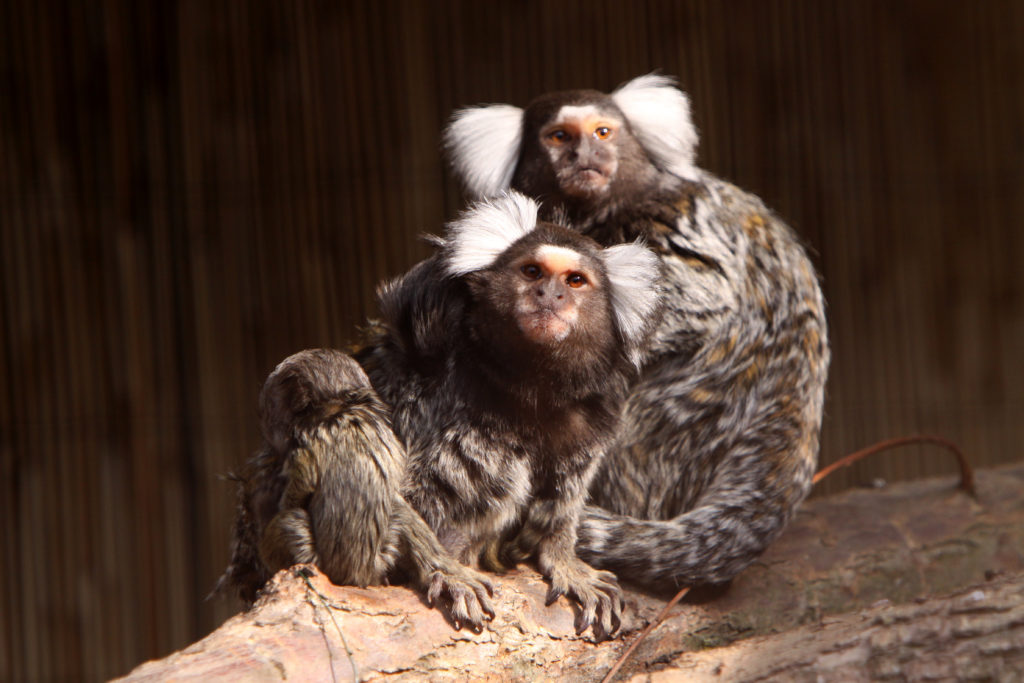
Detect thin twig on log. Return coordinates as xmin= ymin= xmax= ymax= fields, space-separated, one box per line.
xmin=812 ymin=434 xmax=975 ymax=495
xmin=601 ymin=586 xmax=690 ymax=683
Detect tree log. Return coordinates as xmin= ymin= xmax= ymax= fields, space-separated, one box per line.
xmin=634 ymin=573 xmax=1024 ymax=681
xmin=118 ymin=465 xmax=1024 ymax=681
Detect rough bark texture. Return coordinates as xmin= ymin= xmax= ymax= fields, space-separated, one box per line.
xmin=634 ymin=574 xmax=1024 ymax=682
xmin=118 ymin=465 xmax=1024 ymax=682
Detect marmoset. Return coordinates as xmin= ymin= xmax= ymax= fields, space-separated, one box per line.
xmin=220 ymin=193 xmax=662 ymax=635
xmin=217 ymin=349 xmax=496 ymax=629
xmin=444 ymin=74 xmax=830 ymax=588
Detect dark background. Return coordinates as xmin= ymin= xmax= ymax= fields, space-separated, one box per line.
xmin=3 ymin=1 xmax=1022 ymax=679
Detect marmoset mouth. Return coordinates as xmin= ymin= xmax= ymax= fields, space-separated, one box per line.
xmin=564 ymin=168 xmax=610 ymax=197
xmin=578 ymin=168 xmax=607 ymax=181
xmin=517 ymin=309 xmax=573 ymax=344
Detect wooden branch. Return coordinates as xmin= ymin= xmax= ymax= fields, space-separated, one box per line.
xmin=633 ymin=572 xmax=1024 ymax=681
xmin=117 ymin=465 xmax=1024 ymax=681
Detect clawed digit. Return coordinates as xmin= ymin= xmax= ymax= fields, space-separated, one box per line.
xmin=427 ymin=567 xmax=495 ymax=632
xmin=546 ymin=561 xmax=623 ymax=638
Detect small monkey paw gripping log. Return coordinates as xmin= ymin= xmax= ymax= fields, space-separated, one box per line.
xmin=541 ymin=553 xmax=624 ymax=637
xmin=218 ymin=193 xmax=663 ymax=635
xmin=445 ymin=74 xmax=830 ymax=588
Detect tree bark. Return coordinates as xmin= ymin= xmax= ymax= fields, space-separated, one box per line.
xmin=118 ymin=465 xmax=1024 ymax=682
xmin=634 ymin=573 xmax=1024 ymax=682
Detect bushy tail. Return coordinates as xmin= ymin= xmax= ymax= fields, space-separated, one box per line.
xmin=576 ymin=501 xmax=792 ymax=588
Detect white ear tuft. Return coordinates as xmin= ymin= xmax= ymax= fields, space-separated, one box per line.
xmin=444 ymin=192 xmax=539 ymax=276
xmin=612 ymin=74 xmax=699 ymax=181
xmin=600 ymin=242 xmax=662 ymax=365
xmin=443 ymin=104 xmax=524 ymax=199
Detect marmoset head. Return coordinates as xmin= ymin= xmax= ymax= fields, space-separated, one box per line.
xmin=443 ymin=192 xmax=662 ymax=369
xmin=258 ymin=349 xmax=374 ymax=455
xmin=483 ymin=222 xmax=610 ymax=347
xmin=443 ymin=74 xmax=698 ymax=211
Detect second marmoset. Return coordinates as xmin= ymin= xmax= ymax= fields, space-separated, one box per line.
xmin=358 ymin=191 xmax=663 ymax=635
xmin=220 ymin=192 xmax=663 ymax=636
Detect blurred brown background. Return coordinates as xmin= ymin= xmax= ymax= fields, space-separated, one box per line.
xmin=2 ymin=1 xmax=1022 ymax=679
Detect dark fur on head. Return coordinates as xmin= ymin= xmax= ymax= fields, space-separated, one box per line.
xmin=512 ymin=91 xmax=667 ymax=219
xmin=463 ymin=223 xmax=626 ymax=403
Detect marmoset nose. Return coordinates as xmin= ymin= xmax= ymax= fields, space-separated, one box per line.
xmin=535 ymin=281 xmax=565 ymax=300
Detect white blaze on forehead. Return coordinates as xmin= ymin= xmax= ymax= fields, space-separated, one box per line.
xmin=534 ymin=244 xmax=582 ymax=273
xmin=551 ymin=104 xmax=622 ymax=128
